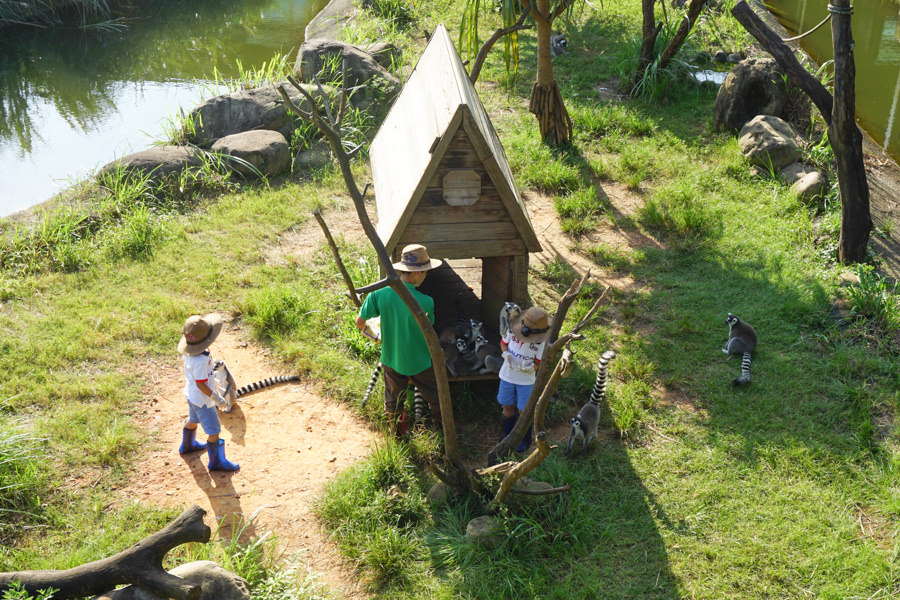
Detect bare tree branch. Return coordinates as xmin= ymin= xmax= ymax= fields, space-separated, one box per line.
xmin=313 ymin=209 xmax=361 ymax=308
xmin=277 ymin=77 xmax=468 ymax=490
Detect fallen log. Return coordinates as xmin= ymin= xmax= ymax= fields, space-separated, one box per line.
xmin=0 ymin=504 xmax=211 ymax=600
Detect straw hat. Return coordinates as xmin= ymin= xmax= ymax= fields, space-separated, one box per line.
xmin=178 ymin=313 xmax=224 ymax=355
xmin=393 ymin=244 xmax=442 ymax=272
xmin=510 ymin=306 xmax=551 ymax=343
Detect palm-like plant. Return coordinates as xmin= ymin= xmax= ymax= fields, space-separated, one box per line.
xmin=461 ymin=0 xmax=579 ymax=146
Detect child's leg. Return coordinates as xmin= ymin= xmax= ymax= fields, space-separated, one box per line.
xmin=180 ymin=404 xmax=207 ymax=454
xmin=192 ymin=404 xmax=222 ymax=444
xmin=497 ymin=380 xmax=518 ymax=438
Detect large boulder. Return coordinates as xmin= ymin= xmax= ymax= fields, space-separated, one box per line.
xmin=93 ymin=561 xmax=250 ymax=600
xmin=713 ymin=57 xmax=789 ymax=133
xmin=184 ymin=82 xmax=319 ymax=147
xmin=294 ymin=39 xmax=401 ymax=98
xmin=738 ymin=115 xmax=802 ymax=170
xmin=97 ymin=145 xmax=204 ymax=183
xmin=211 ymin=130 xmax=291 ymax=178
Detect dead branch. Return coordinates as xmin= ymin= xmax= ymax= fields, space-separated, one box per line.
xmin=489 ymin=432 xmax=552 ymax=510
xmin=313 ymin=209 xmax=360 ymax=308
xmin=277 ymin=76 xmax=467 ymax=491
xmin=0 ymin=505 xmax=210 ymax=600
xmin=511 ymin=483 xmax=571 ymax=495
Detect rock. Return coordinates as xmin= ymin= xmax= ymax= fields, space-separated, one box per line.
xmin=713 ymin=49 xmax=729 ymax=62
xmin=363 ymin=42 xmax=401 ymax=70
xmin=791 ymin=170 xmax=827 ymax=202
xmin=465 ymin=515 xmax=503 ymax=547
xmin=780 ymin=161 xmax=817 ymax=185
xmin=92 ymin=561 xmax=250 ymax=600
xmin=293 ymin=141 xmax=333 ymax=174
xmin=713 ymin=57 xmax=789 ymax=133
xmin=426 ymin=481 xmax=451 ymax=507
xmin=727 ymin=53 xmax=743 ymax=63
xmin=738 ymin=115 xmax=802 ymax=170
xmin=305 ymin=0 xmax=359 ymax=41
xmin=211 ymin=130 xmax=290 ymax=178
xmin=184 ymin=82 xmax=322 ymax=147
xmin=294 ymin=39 xmax=401 ymax=101
xmin=97 ymin=145 xmax=203 ymax=184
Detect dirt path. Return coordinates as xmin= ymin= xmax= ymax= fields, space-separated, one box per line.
xmin=121 ymin=324 xmax=376 ymax=599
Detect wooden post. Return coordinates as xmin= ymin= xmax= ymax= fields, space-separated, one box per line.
xmin=830 ymin=0 xmax=872 ymax=263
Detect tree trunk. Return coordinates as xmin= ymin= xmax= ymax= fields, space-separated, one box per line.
xmin=529 ymin=0 xmax=572 ymax=146
xmin=830 ymin=0 xmax=871 ymax=263
xmin=0 ymin=505 xmax=211 ymax=600
xmin=639 ymin=0 xmax=660 ymax=70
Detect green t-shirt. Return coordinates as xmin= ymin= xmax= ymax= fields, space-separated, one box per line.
xmin=359 ymin=282 xmax=435 ymax=376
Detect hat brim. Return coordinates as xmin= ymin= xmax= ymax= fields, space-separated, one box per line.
xmin=393 ymin=257 xmax=443 ymax=272
xmin=509 ymin=314 xmax=550 ymax=343
xmin=177 ymin=313 xmax=225 ymax=355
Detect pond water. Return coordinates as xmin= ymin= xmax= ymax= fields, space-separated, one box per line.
xmin=766 ymin=0 xmax=900 ymax=161
xmin=0 ymin=0 xmax=326 ymax=217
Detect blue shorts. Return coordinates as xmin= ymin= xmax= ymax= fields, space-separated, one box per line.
xmin=497 ymin=379 xmax=533 ymax=412
xmin=187 ymin=402 xmax=221 ymax=436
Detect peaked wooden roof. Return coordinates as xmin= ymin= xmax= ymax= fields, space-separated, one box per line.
xmin=369 ymin=23 xmax=541 ymax=256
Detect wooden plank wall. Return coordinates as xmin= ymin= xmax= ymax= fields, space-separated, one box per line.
xmin=397 ymin=127 xmax=527 ymax=259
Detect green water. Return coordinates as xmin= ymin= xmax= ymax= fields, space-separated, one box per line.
xmin=0 ymin=0 xmax=326 ymax=216
xmin=766 ymin=0 xmax=900 ymax=161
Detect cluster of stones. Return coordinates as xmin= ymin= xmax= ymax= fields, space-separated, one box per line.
xmin=97 ymin=40 xmax=400 ymax=186
xmin=713 ymin=57 xmax=827 ymax=202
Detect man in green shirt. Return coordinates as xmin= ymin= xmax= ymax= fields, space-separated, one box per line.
xmin=356 ymin=244 xmax=443 ymax=436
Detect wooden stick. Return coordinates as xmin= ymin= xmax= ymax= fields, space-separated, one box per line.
xmin=313 ymin=209 xmax=360 ymax=308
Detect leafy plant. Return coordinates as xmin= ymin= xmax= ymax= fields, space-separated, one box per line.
xmin=846 ymin=264 xmax=900 ymax=333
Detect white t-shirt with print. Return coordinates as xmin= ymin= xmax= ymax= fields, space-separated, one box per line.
xmin=183 ymin=351 xmax=215 ymax=408
xmin=499 ymin=331 xmax=545 ymax=386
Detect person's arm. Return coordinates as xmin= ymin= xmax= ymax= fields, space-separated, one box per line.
xmin=355 ymin=315 xmax=367 ymax=331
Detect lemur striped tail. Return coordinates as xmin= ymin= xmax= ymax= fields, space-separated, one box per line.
xmin=236 ymin=375 xmax=301 ymax=397
xmin=733 ymin=352 xmax=752 ymax=386
xmin=413 ymin=387 xmax=426 ymax=424
xmin=589 ymin=350 xmax=617 ymax=406
xmin=361 ymin=363 xmax=383 ymax=408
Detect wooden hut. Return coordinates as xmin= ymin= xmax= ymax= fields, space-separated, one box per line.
xmin=369 ymin=24 xmax=542 ymax=344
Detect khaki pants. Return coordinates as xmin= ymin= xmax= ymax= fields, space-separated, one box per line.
xmin=382 ymin=364 xmax=442 ymax=428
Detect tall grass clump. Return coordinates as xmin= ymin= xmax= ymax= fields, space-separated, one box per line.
xmin=639 ymin=177 xmax=722 ymax=247
xmin=555 ymin=186 xmax=608 ymax=235
xmin=0 ymin=418 xmax=49 ymax=539
xmin=846 ymin=264 xmax=900 ymax=334
xmin=316 ymin=440 xmax=430 ymax=589
xmin=0 ymin=160 xmax=232 ymax=276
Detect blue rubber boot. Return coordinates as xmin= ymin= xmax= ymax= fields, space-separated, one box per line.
xmin=178 ymin=427 xmax=206 ymax=454
xmin=516 ymin=424 xmax=533 ymax=453
xmin=207 ymin=439 xmax=239 ymax=472
xmin=501 ymin=415 xmax=518 ymax=441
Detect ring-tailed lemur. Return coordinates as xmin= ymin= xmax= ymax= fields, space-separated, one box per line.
xmin=471 ymin=334 xmax=503 ymax=374
xmin=566 ymin=350 xmax=616 ymax=456
xmin=212 ymin=361 xmax=300 ymax=412
xmin=550 ymin=31 xmax=568 ymax=57
xmin=499 ymin=301 xmax=521 ymax=339
xmin=723 ymin=313 xmax=757 ymax=386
